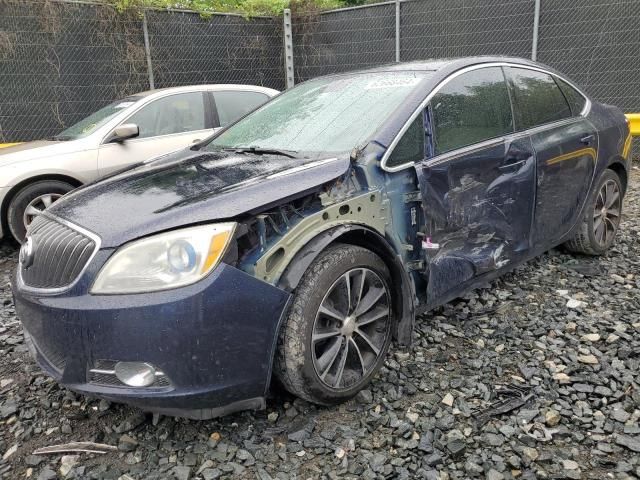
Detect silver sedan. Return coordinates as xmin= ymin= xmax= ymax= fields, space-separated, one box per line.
xmin=0 ymin=84 xmax=278 ymax=242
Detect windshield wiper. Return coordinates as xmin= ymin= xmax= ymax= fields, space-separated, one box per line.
xmin=52 ymin=135 xmax=74 ymax=141
xmin=232 ymin=146 xmax=298 ymax=159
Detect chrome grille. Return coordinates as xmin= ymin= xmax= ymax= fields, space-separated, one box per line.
xmin=20 ymin=215 xmax=97 ymax=290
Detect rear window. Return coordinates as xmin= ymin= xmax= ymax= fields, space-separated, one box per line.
xmin=506 ymin=67 xmax=572 ymax=130
xmin=556 ymin=77 xmax=587 ymax=115
xmin=214 ymin=91 xmax=270 ymax=127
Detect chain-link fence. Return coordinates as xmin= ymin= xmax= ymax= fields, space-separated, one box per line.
xmin=0 ymin=0 xmax=148 ymax=142
xmin=0 ymin=0 xmax=283 ymax=142
xmin=401 ymin=0 xmax=535 ymax=60
xmin=536 ymin=0 xmax=640 ymax=113
xmin=2 ymin=0 xmax=640 ymax=149
xmin=292 ymin=3 xmax=396 ymax=82
xmin=146 ymin=10 xmax=283 ymax=90
xmin=291 ymin=0 xmax=535 ymax=81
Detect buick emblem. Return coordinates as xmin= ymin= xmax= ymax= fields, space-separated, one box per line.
xmin=20 ymin=237 xmax=34 ymax=269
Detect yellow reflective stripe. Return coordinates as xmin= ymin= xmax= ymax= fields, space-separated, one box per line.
xmin=622 ymin=132 xmax=632 ymax=159
xmin=0 ymin=142 xmax=22 ymax=148
xmin=546 ymin=147 xmax=597 ymax=166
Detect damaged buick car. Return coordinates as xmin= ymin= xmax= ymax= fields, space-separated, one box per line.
xmin=13 ymin=57 xmax=631 ymax=419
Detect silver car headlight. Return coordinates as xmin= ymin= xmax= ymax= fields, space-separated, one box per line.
xmin=91 ymin=223 xmax=236 ymax=294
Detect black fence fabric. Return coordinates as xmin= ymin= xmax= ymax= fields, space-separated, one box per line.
xmin=292 ymin=3 xmax=396 ymax=82
xmin=536 ymin=0 xmax=640 ymax=113
xmin=1 ymin=0 xmax=640 ymax=150
xmin=146 ymin=11 xmax=283 ymax=90
xmin=401 ymin=0 xmax=535 ymax=60
xmin=0 ymin=1 xmax=283 ymax=142
xmin=0 ymin=0 xmax=148 ymax=142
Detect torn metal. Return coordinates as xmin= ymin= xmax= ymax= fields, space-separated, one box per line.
xmin=474 ymin=384 xmax=534 ymax=428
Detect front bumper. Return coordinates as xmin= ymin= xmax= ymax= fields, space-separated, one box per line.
xmin=13 ymin=262 xmax=290 ymax=419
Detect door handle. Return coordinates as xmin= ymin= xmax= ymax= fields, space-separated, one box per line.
xmin=498 ymin=158 xmax=527 ymax=171
xmin=580 ymin=134 xmax=595 ymax=145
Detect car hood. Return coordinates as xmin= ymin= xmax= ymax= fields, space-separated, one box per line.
xmin=0 ymin=140 xmax=89 ymax=167
xmin=48 ymin=148 xmax=351 ymax=248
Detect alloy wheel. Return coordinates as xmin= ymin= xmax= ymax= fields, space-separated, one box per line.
xmin=593 ymin=179 xmax=621 ymax=247
xmin=23 ymin=193 xmax=62 ymax=230
xmin=311 ymin=267 xmax=390 ymax=390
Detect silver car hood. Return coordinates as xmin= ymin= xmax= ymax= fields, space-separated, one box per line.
xmin=0 ymin=139 xmax=92 ymax=167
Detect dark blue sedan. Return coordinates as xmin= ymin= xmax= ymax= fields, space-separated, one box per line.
xmin=13 ymin=57 xmax=631 ymax=419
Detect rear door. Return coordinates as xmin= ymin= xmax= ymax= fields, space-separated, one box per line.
xmin=211 ymin=90 xmax=272 ymax=129
xmin=505 ymin=67 xmax=597 ymax=248
xmin=412 ymin=66 xmax=537 ymax=304
xmin=97 ymin=91 xmax=213 ymax=176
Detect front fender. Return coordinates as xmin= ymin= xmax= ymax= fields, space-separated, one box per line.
xmin=278 ymin=224 xmax=417 ymax=345
xmin=277 ymin=224 xmax=367 ymax=291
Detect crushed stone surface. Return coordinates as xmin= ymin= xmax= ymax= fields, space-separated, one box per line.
xmin=0 ymin=169 xmax=639 ymax=479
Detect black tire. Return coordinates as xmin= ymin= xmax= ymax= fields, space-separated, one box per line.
xmin=564 ymin=169 xmax=623 ymax=255
xmin=7 ymin=180 xmax=74 ymax=243
xmin=274 ymin=244 xmax=393 ymax=405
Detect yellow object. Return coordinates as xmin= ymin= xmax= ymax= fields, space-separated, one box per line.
xmin=202 ymin=230 xmax=233 ymax=274
xmin=626 ymin=114 xmax=640 ymax=136
xmin=622 ymin=132 xmax=632 ymax=159
xmin=0 ymin=143 xmax=22 ymax=148
xmin=546 ymin=147 xmax=596 ymax=166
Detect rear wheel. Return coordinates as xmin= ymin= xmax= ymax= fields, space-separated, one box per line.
xmin=274 ymin=244 xmax=393 ymax=405
xmin=7 ymin=180 xmax=74 ymax=243
xmin=564 ymin=169 xmax=623 ymax=255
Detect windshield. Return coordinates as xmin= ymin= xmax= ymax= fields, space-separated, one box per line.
xmin=207 ymin=71 xmax=431 ymax=156
xmin=54 ymin=96 xmax=143 ymax=140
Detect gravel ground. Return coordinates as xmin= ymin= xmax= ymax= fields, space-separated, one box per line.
xmin=1 ymin=169 xmax=639 ymax=480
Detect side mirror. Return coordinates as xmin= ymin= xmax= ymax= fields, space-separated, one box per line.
xmin=108 ymin=124 xmax=139 ymax=143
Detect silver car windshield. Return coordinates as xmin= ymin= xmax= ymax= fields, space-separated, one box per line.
xmin=207 ymin=71 xmax=432 ymax=156
xmin=54 ymin=96 xmax=143 ymax=141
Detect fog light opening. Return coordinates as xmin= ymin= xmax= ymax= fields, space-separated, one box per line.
xmin=114 ymin=362 xmax=156 ymax=387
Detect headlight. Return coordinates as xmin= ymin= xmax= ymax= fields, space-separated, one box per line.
xmin=91 ymin=223 xmax=235 ymax=294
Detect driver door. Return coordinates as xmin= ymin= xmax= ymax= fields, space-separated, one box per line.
xmin=414 ymin=66 xmax=537 ymax=306
xmin=97 ymin=91 xmax=213 ymax=176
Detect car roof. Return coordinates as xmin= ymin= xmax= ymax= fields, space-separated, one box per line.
xmin=361 ymin=56 xmax=572 ymax=150
xmin=134 ymin=84 xmax=280 ymax=98
xmin=349 ymin=56 xmax=543 ymax=75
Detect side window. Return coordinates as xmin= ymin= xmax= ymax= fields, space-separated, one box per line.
xmin=431 ymin=67 xmax=513 ymax=155
xmin=506 ymin=67 xmax=572 ymax=130
xmin=556 ymin=77 xmax=587 ymax=115
xmin=125 ymin=92 xmax=205 ymax=139
xmin=214 ymin=91 xmax=270 ymax=127
xmin=387 ymin=114 xmax=425 ymax=168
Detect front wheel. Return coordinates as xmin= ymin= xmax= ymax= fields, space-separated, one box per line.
xmin=274 ymin=244 xmax=393 ymax=405
xmin=7 ymin=180 xmax=75 ymax=243
xmin=564 ymin=169 xmax=623 ymax=255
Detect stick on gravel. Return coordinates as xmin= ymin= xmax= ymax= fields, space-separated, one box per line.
xmin=33 ymin=442 xmax=117 ymax=455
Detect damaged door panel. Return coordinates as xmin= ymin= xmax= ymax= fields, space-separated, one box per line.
xmin=416 ymin=136 xmax=536 ymax=305
xmin=415 ymin=66 xmax=536 ymax=305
